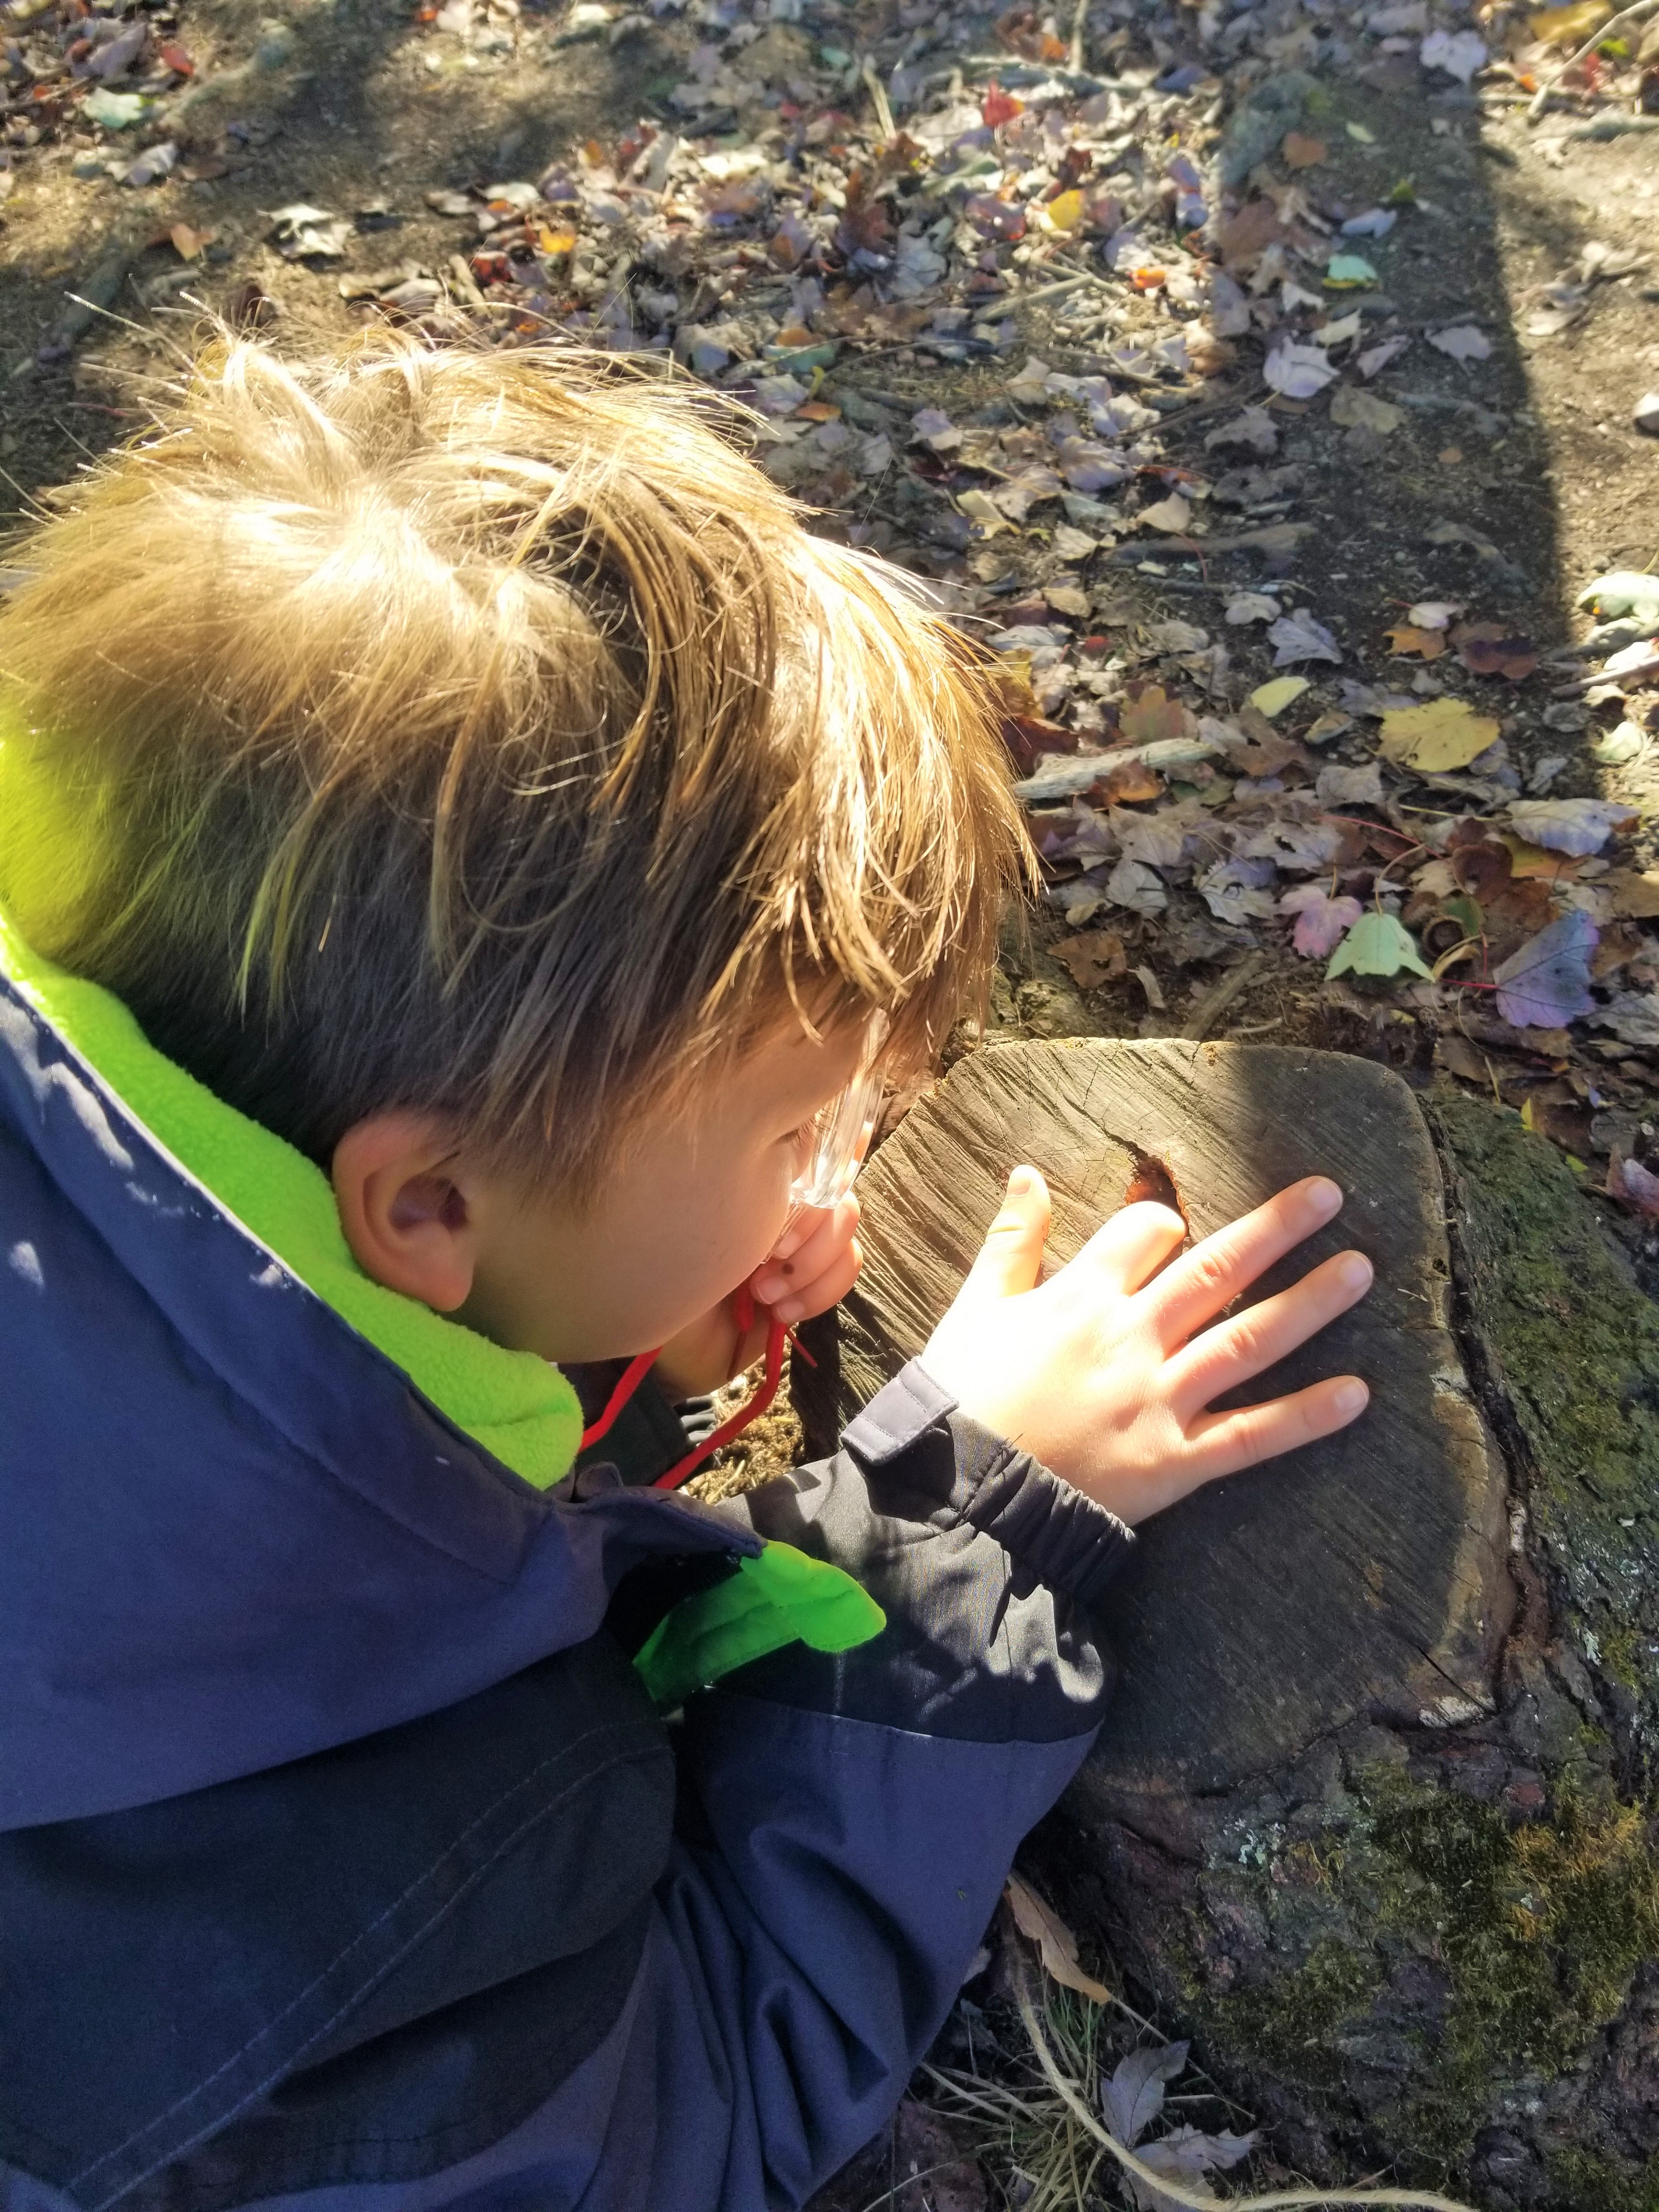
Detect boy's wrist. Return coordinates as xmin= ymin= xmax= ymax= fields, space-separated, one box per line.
xmin=843 ymin=1359 xmax=1136 ymax=1612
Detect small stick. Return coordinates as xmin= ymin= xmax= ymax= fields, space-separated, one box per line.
xmin=1551 ymin=651 xmax=1659 ymax=696
xmin=1526 ymin=0 xmax=1658 ymax=119
xmin=1183 ymin=951 xmax=1266 ymax=1040
xmin=1068 ymin=0 xmax=1090 ymax=76
xmin=861 ymin=57 xmax=895 ymax=142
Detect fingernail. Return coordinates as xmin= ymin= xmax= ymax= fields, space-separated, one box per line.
xmin=770 ymin=1224 xmax=807 ymax=1260
xmin=1306 ymin=1177 xmax=1342 ymax=1217
xmin=1008 ymin=1166 xmax=1036 ymax=1195
xmin=1334 ymin=1379 xmax=1368 ymax=1417
xmin=773 ymin=1296 xmax=804 ymax=1324
xmin=1338 ymin=1251 xmax=1373 ymax=1292
xmin=752 ymin=1274 xmax=786 ymax=1305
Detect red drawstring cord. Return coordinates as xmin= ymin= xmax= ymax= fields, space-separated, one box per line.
xmin=578 ymin=1349 xmax=662 ymax=1453
xmin=575 ymin=1288 xmax=815 ymax=1492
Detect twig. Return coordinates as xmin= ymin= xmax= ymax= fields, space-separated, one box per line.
xmin=1525 ymin=0 xmax=1658 ymax=119
xmin=1182 ymin=952 xmax=1265 ymax=1040
xmin=861 ymin=57 xmax=895 ymax=142
xmin=1551 ymin=652 xmax=1659 ymax=696
xmin=1110 ymin=522 xmax=1312 ymax=559
xmin=1010 ymin=1949 xmax=1482 ymax=2212
xmin=1068 ymin=0 xmax=1090 ymax=76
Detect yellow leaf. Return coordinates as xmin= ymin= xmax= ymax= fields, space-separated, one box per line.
xmin=1249 ymin=675 xmax=1310 ymax=718
xmin=1376 ymin=697 xmax=1500 ymax=772
xmin=956 ymin=488 xmax=1013 ymax=535
xmin=1037 ymin=188 xmax=1085 ymax=233
xmin=1005 ymin=1874 xmax=1112 ymax=2004
xmin=1528 ymin=0 xmax=1611 ymax=44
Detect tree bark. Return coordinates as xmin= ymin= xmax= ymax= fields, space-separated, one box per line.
xmin=796 ymin=1041 xmax=1659 ymax=2211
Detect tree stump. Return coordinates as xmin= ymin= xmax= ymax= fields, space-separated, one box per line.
xmin=795 ymin=1041 xmax=1659 ymax=2211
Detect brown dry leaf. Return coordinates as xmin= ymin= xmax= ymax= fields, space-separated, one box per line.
xmin=1099 ymin=758 xmax=1165 ymax=803
xmin=1045 ymin=583 xmax=1093 ymax=618
xmin=1218 ymin=196 xmax=1283 ymax=270
xmin=1120 ymin=684 xmax=1190 ymax=746
xmin=1499 ymin=834 xmax=1584 ymax=882
xmin=1005 ymin=1874 xmax=1112 ymax=2004
xmin=1385 ymin=624 xmax=1447 ymax=661
xmin=1330 ymin=385 xmax=1403 ymax=435
xmin=1453 ymin=621 xmax=1539 ymax=682
xmin=1281 ymin=129 xmax=1328 ymax=168
xmin=1435 ymin=1034 xmax=1500 ymax=1087
xmin=1051 ymin=929 xmax=1127 ymax=988
xmin=1605 ymin=869 xmax=1659 ymax=919
xmin=1377 ymin=697 xmax=1500 ymax=771
xmin=169 ymin=222 xmax=213 ymax=261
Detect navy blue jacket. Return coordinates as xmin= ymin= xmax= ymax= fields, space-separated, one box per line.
xmin=0 ymin=961 xmax=1135 ymax=2212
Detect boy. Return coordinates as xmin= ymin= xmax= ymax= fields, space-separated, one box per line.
xmin=0 ymin=334 xmax=1370 ymax=2212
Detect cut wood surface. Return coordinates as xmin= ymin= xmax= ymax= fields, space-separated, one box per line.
xmin=803 ymin=1039 xmax=1513 ymax=1806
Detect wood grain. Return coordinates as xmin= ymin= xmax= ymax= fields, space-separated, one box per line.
xmin=800 ymin=1040 xmax=1514 ymax=1812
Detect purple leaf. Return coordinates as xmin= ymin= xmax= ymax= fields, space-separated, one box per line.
xmin=1493 ymin=907 xmax=1599 ymax=1029
xmin=1280 ymin=883 xmax=1363 ymax=958
xmin=1608 ymin=1155 xmax=1659 ymax=1218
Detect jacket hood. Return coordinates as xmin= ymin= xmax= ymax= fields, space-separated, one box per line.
xmin=0 ymin=908 xmax=757 ymax=1832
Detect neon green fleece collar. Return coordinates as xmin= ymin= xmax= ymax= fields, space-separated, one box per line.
xmin=0 ymin=901 xmax=584 ymax=1488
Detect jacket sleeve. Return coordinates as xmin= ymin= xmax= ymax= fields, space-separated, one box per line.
xmin=563 ymin=1356 xmax=1135 ymax=2211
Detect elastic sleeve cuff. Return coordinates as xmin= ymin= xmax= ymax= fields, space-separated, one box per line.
xmin=843 ymin=1360 xmax=1136 ymax=1611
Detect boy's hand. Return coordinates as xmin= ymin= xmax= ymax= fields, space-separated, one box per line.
xmin=922 ymin=1169 xmax=1372 ymax=1527
xmin=652 ymin=1197 xmax=862 ymax=1397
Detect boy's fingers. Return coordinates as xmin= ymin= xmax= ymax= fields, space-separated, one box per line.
xmin=752 ymin=1195 xmax=859 ymax=1306
xmin=1069 ymin=1200 xmax=1187 ymax=1299
xmin=1166 ymin=1248 xmax=1373 ymax=1414
xmin=767 ymin=1204 xmax=829 ymax=1265
xmin=1139 ymin=1176 xmax=1345 ymax=1348
xmin=769 ymin=1237 xmax=862 ymax=1326
xmin=954 ymin=1167 xmax=1052 ymax=1306
xmin=1184 ymin=1372 xmax=1369 ymax=1485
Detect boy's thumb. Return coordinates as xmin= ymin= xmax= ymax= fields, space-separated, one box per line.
xmin=957 ymin=1166 xmax=1051 ymax=1306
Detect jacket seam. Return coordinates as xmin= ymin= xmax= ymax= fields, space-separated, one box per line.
xmin=74 ymin=1725 xmax=668 ymax=2210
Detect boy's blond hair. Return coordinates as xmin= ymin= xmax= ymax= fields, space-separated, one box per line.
xmin=0 ymin=333 xmax=1028 ymax=1187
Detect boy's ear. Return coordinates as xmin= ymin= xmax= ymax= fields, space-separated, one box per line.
xmin=331 ymin=1113 xmax=481 ymax=1312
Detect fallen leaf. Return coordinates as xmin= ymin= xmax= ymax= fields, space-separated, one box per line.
xmin=1250 ymin=675 xmax=1310 ymax=717
xmin=1506 ymin=797 xmax=1640 ymax=856
xmin=168 ymin=222 xmax=212 ymax=261
xmin=1594 ymin=992 xmax=1659 ymax=1047
xmin=1281 ymin=883 xmax=1364 ymax=956
xmin=1051 ymin=929 xmax=1127 ymax=988
xmin=1132 ymin=963 xmax=1166 ymax=1010
xmin=1106 ymin=855 xmax=1170 ymax=915
xmin=1327 ymin=910 xmax=1434 ymax=980
xmin=1453 ymin=621 xmax=1538 ymax=681
xmin=1493 ymin=909 xmax=1599 ymax=1029
xmin=1428 ymin=324 xmax=1493 ymax=363
xmin=1121 ymin=686 xmax=1189 ymax=745
xmin=1530 ymin=0 xmax=1611 ymax=44
xmin=1046 ymin=584 xmax=1092 ymax=618
xmin=1101 ymin=2044 xmax=1187 ymax=2148
xmin=1317 ymin=761 xmax=1385 ymax=805
xmin=1607 ymin=1153 xmax=1659 ymax=1216
xmin=1496 ymin=836 xmax=1580 ymax=885
xmin=1225 ymin=591 xmax=1281 ymax=625
xmin=1138 ymin=492 xmax=1192 ymax=533
xmin=1132 ymin=2126 xmax=1261 ymax=2212
xmin=1386 ymin=624 xmax=1447 ymax=659
xmin=1378 ymin=697 xmax=1501 ymax=771
xmin=1264 ymin=338 xmax=1337 ymax=398
xmin=1421 ymin=26 xmax=1488 ymax=80
xmin=1281 ymin=129 xmax=1328 ymax=167
xmin=1325 ymin=253 xmax=1379 ymax=289
xmin=1268 ymin=607 xmax=1341 ymax=665
xmin=1039 ymin=188 xmax=1085 ymax=233
xmin=1330 ymin=385 xmax=1403 ymax=435
xmin=1005 ymin=1874 xmax=1112 ymax=2002
xmin=1605 ymin=870 xmax=1659 ymax=919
